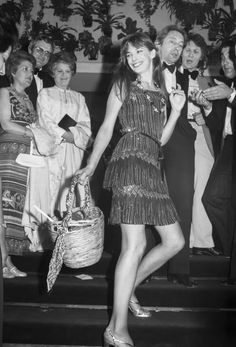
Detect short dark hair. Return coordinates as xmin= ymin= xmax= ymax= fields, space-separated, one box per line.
xmin=0 ymin=16 xmax=19 ymax=53
xmin=6 ymin=50 xmax=36 ymax=83
xmin=186 ymin=32 xmax=208 ymax=71
xmin=49 ymin=51 xmax=77 ymax=76
xmin=155 ymin=25 xmax=187 ymax=46
xmin=0 ymin=33 xmax=14 ymax=54
xmin=221 ymin=40 xmax=236 ymax=70
xmin=28 ymin=34 xmax=54 ymax=53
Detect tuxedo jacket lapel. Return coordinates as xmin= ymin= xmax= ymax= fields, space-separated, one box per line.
xmin=25 ymin=76 xmax=38 ymax=110
xmin=25 ymin=72 xmax=54 ymax=110
xmin=177 ymin=69 xmax=189 ymax=117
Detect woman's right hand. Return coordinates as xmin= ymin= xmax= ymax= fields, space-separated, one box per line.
xmin=169 ymin=84 xmax=186 ymax=114
xmin=76 ymin=165 xmax=95 ymax=185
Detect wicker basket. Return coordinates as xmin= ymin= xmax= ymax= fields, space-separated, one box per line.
xmin=47 ymin=176 xmax=104 ymax=291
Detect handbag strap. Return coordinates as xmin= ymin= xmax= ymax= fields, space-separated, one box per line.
xmin=64 ymin=176 xmax=91 ymax=223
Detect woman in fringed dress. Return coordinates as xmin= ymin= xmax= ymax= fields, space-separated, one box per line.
xmin=78 ymin=32 xmax=186 ymax=347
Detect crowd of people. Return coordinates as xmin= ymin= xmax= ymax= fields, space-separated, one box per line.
xmin=0 ymin=11 xmax=235 ymax=347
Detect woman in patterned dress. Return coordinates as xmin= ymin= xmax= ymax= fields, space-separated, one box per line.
xmin=0 ymin=50 xmax=37 ymax=277
xmin=78 ymin=33 xmax=186 ymax=347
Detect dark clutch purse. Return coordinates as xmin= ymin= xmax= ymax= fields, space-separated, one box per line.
xmin=58 ymin=114 xmax=77 ymax=131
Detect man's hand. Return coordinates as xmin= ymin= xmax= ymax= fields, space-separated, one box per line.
xmin=203 ymin=79 xmax=233 ymax=100
xmin=190 ymin=89 xmax=212 ymax=110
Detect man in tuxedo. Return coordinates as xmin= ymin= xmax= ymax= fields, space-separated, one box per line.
xmin=155 ymin=25 xmax=186 ymax=94
xmin=26 ymin=34 xmax=55 ymax=109
xmin=155 ymin=26 xmax=201 ymax=287
xmin=201 ymin=41 xmax=236 ymax=262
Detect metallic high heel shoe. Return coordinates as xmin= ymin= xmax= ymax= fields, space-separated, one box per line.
xmin=103 ymin=328 xmax=134 ymax=347
xmin=128 ymin=299 xmax=152 ymax=318
xmin=6 ymin=256 xmax=27 ymax=277
xmin=2 ymin=266 xmax=15 ymax=279
xmin=8 ymin=265 xmax=27 ymax=277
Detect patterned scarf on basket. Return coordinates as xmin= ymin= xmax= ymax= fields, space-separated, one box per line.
xmin=46 ymin=225 xmax=66 ymax=292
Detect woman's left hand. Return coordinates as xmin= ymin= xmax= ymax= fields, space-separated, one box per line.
xmin=169 ymin=84 xmax=186 ymax=113
xmin=62 ymin=130 xmax=74 ymax=144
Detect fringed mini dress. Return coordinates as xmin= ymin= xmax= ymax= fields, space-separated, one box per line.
xmin=103 ymin=83 xmax=179 ymax=226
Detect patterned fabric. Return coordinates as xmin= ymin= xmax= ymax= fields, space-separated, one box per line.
xmin=47 ymin=227 xmax=66 ymax=292
xmin=103 ymin=84 xmax=179 ymax=226
xmin=0 ymin=87 xmax=37 ymax=254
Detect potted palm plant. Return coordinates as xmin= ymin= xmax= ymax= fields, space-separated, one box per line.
xmin=134 ymin=0 xmax=159 ymax=27
xmin=0 ymin=0 xmax=22 ymax=23
xmin=47 ymin=0 xmax=74 ymax=22
xmin=203 ymin=7 xmax=236 ymax=45
xmin=117 ymin=17 xmax=142 ymax=40
xmin=93 ymin=0 xmax=125 ymax=37
xmin=73 ymin=0 xmax=96 ymax=27
xmin=78 ymin=30 xmax=99 ymax=60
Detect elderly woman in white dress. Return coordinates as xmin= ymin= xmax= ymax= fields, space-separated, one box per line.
xmin=22 ymin=51 xmax=91 ymax=251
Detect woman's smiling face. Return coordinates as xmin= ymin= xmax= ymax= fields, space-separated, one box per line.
xmin=53 ymin=62 xmax=73 ymax=89
xmin=126 ymin=43 xmax=155 ymax=75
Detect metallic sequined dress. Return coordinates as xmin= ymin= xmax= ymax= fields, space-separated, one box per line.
xmin=103 ymin=84 xmax=179 ymax=226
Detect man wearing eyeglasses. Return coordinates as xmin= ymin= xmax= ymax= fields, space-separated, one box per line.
xmin=26 ymin=34 xmax=55 ymax=108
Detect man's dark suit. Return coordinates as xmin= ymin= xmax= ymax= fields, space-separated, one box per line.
xmin=229 ymin=93 xmax=236 ymax=280
xmin=203 ymin=77 xmax=235 ymax=256
xmin=25 ymin=69 xmax=54 ymax=109
xmin=164 ymin=70 xmax=197 ymax=276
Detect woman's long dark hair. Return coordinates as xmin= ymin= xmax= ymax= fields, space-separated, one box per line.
xmin=112 ymin=32 xmax=167 ymax=100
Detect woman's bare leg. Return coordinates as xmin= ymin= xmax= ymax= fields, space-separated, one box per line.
xmin=0 ymin=225 xmax=8 ymax=267
xmin=132 ymin=222 xmax=184 ymax=297
xmin=107 ymin=224 xmax=146 ymax=344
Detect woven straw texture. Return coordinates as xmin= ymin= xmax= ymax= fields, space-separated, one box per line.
xmin=47 ymin=177 xmax=104 ymax=291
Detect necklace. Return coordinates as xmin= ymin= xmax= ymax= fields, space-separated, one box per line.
xmin=136 ymin=78 xmax=165 ymax=114
xmin=11 ymin=85 xmax=30 ymax=102
xmin=11 ymin=85 xmax=36 ymax=115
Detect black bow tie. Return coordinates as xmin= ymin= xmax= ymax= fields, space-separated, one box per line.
xmin=162 ymin=62 xmax=175 ymax=74
xmin=184 ymin=69 xmax=199 ymax=80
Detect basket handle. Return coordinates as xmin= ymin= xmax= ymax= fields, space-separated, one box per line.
xmin=65 ymin=176 xmax=91 ymax=222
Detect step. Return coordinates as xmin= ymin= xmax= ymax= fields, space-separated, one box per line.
xmin=3 ymin=304 xmax=236 ymax=347
xmin=3 ymin=275 xmax=236 ymax=309
xmin=10 ymin=251 xmax=231 ymax=278
xmin=4 ymin=251 xmax=234 ymax=347
xmin=3 ymin=346 xmax=99 ymax=347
